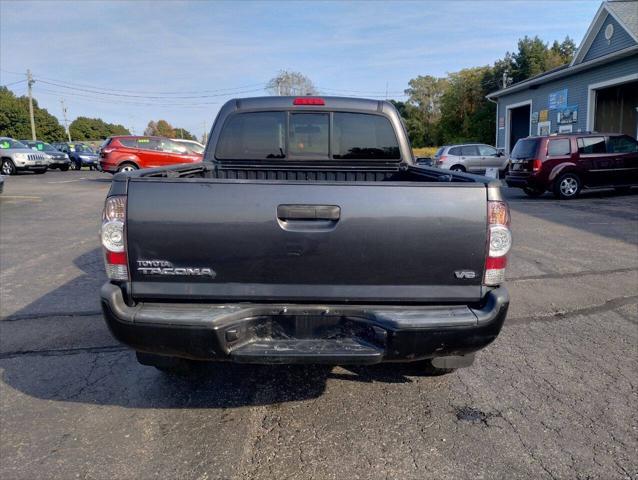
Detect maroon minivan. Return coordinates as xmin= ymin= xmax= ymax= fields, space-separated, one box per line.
xmin=506 ymin=133 xmax=638 ymax=199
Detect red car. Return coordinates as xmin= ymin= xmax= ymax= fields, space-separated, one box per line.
xmin=506 ymin=133 xmax=638 ymax=199
xmin=100 ymin=136 xmax=203 ymax=173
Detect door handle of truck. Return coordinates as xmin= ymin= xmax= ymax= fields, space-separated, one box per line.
xmin=277 ymin=205 xmax=340 ymax=221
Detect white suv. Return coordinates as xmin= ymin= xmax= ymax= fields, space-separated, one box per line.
xmin=0 ymin=137 xmax=48 ymax=175
xmin=434 ymin=144 xmax=509 ymax=175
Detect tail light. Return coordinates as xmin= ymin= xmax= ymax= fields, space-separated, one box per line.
xmin=293 ymin=97 xmax=325 ymax=105
xmin=532 ymin=159 xmax=542 ymax=172
xmin=101 ymin=196 xmax=128 ymax=280
xmin=436 ymin=155 xmax=447 ymax=166
xmin=484 ymin=201 xmax=512 ymax=286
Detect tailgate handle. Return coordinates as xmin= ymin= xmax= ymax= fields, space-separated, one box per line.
xmin=277 ymin=205 xmax=340 ymax=221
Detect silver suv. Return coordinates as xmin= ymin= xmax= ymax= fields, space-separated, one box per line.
xmin=0 ymin=137 xmax=48 ymax=175
xmin=434 ymin=143 xmax=509 ymax=175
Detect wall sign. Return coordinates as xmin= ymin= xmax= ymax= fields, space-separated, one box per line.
xmin=539 ymin=109 xmax=548 ymax=122
xmin=498 ymin=117 xmax=505 ymax=129
xmin=557 ymin=105 xmax=578 ymax=124
xmin=531 ymin=111 xmax=539 ymax=123
xmin=549 ymin=89 xmax=568 ymax=110
xmin=538 ymin=121 xmax=551 ymax=136
xmin=558 ymin=124 xmax=573 ymax=133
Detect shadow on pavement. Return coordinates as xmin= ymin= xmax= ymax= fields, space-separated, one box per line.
xmin=505 ymin=186 xmax=638 ymax=244
xmin=2 ymin=249 xmax=440 ymax=409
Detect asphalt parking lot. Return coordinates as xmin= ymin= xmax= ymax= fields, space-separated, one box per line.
xmin=1 ymin=169 xmax=636 ymax=480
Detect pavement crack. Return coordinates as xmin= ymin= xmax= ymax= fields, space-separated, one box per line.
xmin=0 ymin=344 xmax=127 ymax=360
xmin=1 ymin=310 xmax=102 ymax=322
xmin=507 ymin=295 xmax=638 ymax=326
xmin=508 ymin=266 xmax=638 ymax=282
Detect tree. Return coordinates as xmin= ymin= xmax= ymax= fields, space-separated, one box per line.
xmin=438 ymin=67 xmax=495 ymax=144
xmin=144 ymin=119 xmax=175 ymax=137
xmin=511 ymin=35 xmax=576 ymax=83
xmin=0 ymin=87 xmax=66 ymax=142
xmin=172 ymin=127 xmax=197 ymax=140
xmin=266 ymin=70 xmax=317 ymax=96
xmin=69 ymin=117 xmax=130 ymax=140
xmin=403 ymin=75 xmax=448 ymax=146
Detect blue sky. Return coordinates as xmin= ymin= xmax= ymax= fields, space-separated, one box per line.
xmin=1 ymin=0 xmax=600 ymax=138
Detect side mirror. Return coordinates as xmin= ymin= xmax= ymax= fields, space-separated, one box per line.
xmin=496 ymin=151 xmax=504 ymax=157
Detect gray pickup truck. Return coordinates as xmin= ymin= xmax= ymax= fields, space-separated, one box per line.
xmin=100 ymin=96 xmax=511 ymax=375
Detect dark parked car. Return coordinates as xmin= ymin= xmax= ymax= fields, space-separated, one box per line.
xmin=100 ymin=96 xmax=511 ymax=375
xmin=99 ymin=136 xmax=203 ymax=173
xmin=21 ymin=140 xmax=71 ymax=171
xmin=52 ymin=142 xmax=99 ymax=170
xmin=506 ymin=133 xmax=638 ymax=199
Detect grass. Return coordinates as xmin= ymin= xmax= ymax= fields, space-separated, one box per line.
xmin=412 ymin=147 xmax=439 ymax=158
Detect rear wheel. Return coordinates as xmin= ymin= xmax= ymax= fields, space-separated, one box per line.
xmin=523 ymin=186 xmax=544 ymax=198
xmin=1 ymin=159 xmax=16 ymax=176
xmin=117 ymin=162 xmax=138 ymax=173
xmin=553 ymin=172 xmax=581 ymax=200
xmin=450 ymin=165 xmax=465 ymax=172
xmin=60 ymin=165 xmax=69 ymax=172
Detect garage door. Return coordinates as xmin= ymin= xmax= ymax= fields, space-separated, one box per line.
xmin=594 ymin=80 xmax=638 ymax=137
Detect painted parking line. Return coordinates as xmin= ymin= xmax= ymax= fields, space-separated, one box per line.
xmin=46 ymin=178 xmax=87 ymax=184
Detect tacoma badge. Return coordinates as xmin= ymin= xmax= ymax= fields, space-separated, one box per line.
xmin=137 ymin=260 xmax=216 ymax=277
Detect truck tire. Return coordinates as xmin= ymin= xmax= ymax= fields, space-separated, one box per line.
xmin=135 ymin=352 xmax=195 ymax=375
xmin=553 ymin=172 xmax=581 ymax=199
xmin=1 ymin=159 xmax=16 ymax=176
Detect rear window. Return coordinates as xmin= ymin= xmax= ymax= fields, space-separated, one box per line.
xmin=289 ymin=113 xmax=329 ymax=158
xmin=332 ymin=113 xmax=399 ymax=160
xmin=577 ymin=137 xmax=605 ymax=154
xmin=547 ymin=138 xmax=571 ymax=156
xmin=120 ymin=138 xmax=161 ymax=151
xmin=607 ymin=135 xmax=638 ymax=153
xmin=216 ymin=112 xmax=286 ymax=160
xmin=434 ymin=147 xmax=445 ymax=157
xmin=215 ymin=111 xmax=400 ymax=161
xmin=510 ymin=139 xmax=539 ymax=160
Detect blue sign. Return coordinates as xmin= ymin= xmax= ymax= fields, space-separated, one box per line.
xmin=549 ymin=89 xmax=568 ymax=110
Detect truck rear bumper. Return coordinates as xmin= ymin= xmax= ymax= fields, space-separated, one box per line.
xmin=101 ymin=283 xmax=509 ymax=365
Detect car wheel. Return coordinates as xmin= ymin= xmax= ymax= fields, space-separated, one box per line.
xmin=60 ymin=165 xmax=69 ymax=172
xmin=553 ymin=172 xmax=581 ymax=200
xmin=450 ymin=165 xmax=465 ymax=172
xmin=1 ymin=159 xmax=16 ymax=176
xmin=523 ymin=187 xmax=544 ymax=198
xmin=117 ymin=163 xmax=138 ymax=173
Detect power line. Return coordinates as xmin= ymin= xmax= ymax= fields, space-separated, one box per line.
xmin=30 ymin=74 xmax=268 ymax=95
xmin=1 ymin=79 xmax=26 ymax=87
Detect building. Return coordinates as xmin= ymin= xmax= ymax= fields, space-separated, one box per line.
xmin=487 ymin=0 xmax=638 ymax=152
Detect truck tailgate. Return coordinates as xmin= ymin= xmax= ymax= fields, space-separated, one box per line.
xmin=126 ymin=179 xmax=487 ymax=303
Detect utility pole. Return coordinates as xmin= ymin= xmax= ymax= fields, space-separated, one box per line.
xmin=60 ymin=99 xmax=71 ymax=142
xmin=27 ymin=69 xmax=36 ymax=140
xmin=385 ymin=81 xmax=389 ymax=100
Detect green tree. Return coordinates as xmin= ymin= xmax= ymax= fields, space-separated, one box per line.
xmin=172 ymin=127 xmax=197 ymax=140
xmin=69 ymin=117 xmax=130 ymax=140
xmin=403 ymin=75 xmax=448 ymax=146
xmin=144 ymin=119 xmax=175 ymax=137
xmin=511 ymin=35 xmax=576 ymax=83
xmin=0 ymin=87 xmax=65 ymax=142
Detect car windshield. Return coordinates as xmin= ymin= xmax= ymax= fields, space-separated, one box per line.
xmin=184 ymin=143 xmax=204 ymax=154
xmin=510 ymin=139 xmax=539 ymax=160
xmin=0 ymin=138 xmax=27 ymax=149
xmin=74 ymin=144 xmax=94 ymax=154
xmin=28 ymin=142 xmax=57 ymax=152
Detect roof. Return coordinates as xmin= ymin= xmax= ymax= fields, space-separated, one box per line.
xmin=487 ymin=1 xmax=638 ymax=99
xmin=607 ymin=0 xmax=638 ymax=39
